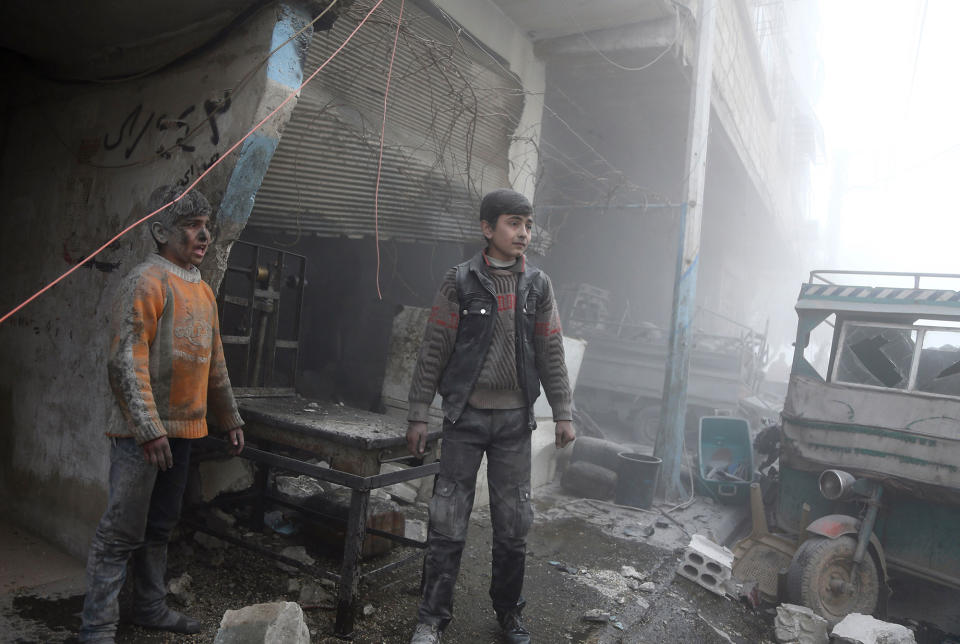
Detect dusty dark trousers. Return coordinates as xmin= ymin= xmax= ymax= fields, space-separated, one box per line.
xmin=417 ymin=406 xmax=533 ymax=629
xmin=79 ymin=437 xmax=192 ymax=642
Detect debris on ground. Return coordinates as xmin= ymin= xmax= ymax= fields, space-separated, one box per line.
xmin=831 ymin=613 xmax=917 ymax=644
xmin=677 ymin=533 xmax=734 ymax=595
xmin=548 ymin=560 xmax=580 ymax=574
xmin=278 ymin=546 xmax=315 ymax=572
xmin=213 ymin=601 xmax=310 ymax=644
xmin=194 ymin=531 xmax=228 ymax=550
xmin=582 ymin=608 xmax=611 ymax=623
xmin=297 ymin=581 xmax=335 ymax=609
xmin=264 ymin=510 xmax=300 ymax=536
xmin=275 ymin=474 xmax=327 ymax=499
xmin=774 ymin=603 xmax=828 ymax=644
xmin=167 ymin=573 xmax=195 ymax=607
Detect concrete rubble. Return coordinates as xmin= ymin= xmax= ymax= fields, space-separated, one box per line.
xmin=213 ymin=601 xmax=310 ymax=644
xmin=677 ymin=533 xmax=734 ymax=596
xmin=167 ymin=572 xmax=195 ymax=607
xmin=831 ymin=613 xmax=917 ymax=644
xmin=199 ymin=458 xmax=256 ymax=503
xmin=279 ymin=546 xmax=315 ymax=572
xmin=275 ymin=474 xmax=327 ymax=499
xmin=774 ymin=603 xmax=828 ymax=644
xmin=297 ymin=580 xmax=335 ymax=609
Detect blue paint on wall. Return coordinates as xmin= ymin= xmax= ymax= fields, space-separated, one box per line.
xmin=218 ymin=4 xmax=310 ymax=230
xmin=218 ymin=133 xmax=280 ymax=226
xmin=268 ymin=5 xmax=309 ymax=90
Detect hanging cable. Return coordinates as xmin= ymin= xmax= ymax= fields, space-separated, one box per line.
xmin=373 ymin=0 xmax=405 ymax=300
xmin=0 ymin=0 xmax=385 ymax=327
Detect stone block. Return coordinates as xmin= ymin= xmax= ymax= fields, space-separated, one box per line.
xmin=774 ymin=603 xmax=828 ymax=644
xmin=677 ymin=533 xmax=734 ymax=596
xmin=214 ymin=601 xmax=310 ymax=644
xmin=831 ymin=613 xmax=916 ymax=644
xmin=199 ymin=458 xmax=255 ymax=502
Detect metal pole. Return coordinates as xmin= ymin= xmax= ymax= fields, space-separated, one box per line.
xmin=655 ymin=0 xmax=716 ymax=502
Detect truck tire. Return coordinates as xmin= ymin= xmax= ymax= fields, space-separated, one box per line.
xmin=786 ymin=535 xmax=880 ymax=625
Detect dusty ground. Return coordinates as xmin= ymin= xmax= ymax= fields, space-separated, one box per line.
xmin=5 ymin=481 xmax=958 ymax=643
xmin=3 ymin=482 xmax=777 ymax=644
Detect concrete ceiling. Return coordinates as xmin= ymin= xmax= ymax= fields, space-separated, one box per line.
xmin=0 ymin=0 xmax=263 ymax=80
xmin=488 ymin=0 xmax=675 ymax=41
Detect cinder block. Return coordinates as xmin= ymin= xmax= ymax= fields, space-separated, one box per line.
xmin=677 ymin=533 xmax=734 ymax=595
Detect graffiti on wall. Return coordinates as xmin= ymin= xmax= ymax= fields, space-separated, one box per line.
xmin=100 ymin=94 xmax=233 ymax=188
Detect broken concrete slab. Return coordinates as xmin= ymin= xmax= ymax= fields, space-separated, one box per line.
xmin=278 ymin=546 xmax=315 ymax=573
xmin=379 ymin=462 xmax=425 ymax=504
xmin=275 ymin=474 xmax=327 ymax=499
xmin=213 ymin=601 xmax=310 ymax=644
xmin=298 ymin=581 xmax=335 ymax=609
xmin=404 ymin=518 xmax=427 ymax=543
xmin=774 ymin=603 xmax=828 ymax=644
xmin=167 ymin=572 xmax=195 ymax=607
xmin=831 ymin=613 xmax=917 ymax=644
xmin=199 ymin=458 xmax=255 ymax=503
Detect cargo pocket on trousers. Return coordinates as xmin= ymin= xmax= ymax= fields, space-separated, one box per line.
xmin=429 ymin=477 xmax=460 ymax=539
xmin=515 ymin=483 xmax=533 ymax=538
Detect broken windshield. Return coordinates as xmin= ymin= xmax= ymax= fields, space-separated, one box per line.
xmin=832 ymin=322 xmax=960 ymax=398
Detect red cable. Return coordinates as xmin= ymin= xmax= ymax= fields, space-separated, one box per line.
xmin=0 ymin=0 xmax=385 ymax=327
xmin=373 ymin=0 xmax=404 ymax=300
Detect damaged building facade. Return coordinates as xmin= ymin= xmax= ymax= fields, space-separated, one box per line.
xmin=0 ymin=0 xmax=821 ymax=561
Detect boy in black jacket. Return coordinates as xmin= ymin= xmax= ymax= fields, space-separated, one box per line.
xmin=406 ymin=189 xmax=575 ymax=643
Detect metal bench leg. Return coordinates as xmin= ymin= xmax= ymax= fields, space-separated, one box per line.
xmin=334 ymin=487 xmax=370 ymax=638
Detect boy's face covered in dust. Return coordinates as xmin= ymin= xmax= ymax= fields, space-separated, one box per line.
xmin=158 ymin=214 xmax=211 ymax=269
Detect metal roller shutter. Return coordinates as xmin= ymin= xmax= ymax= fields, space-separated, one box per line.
xmin=248 ymin=0 xmax=525 ymax=243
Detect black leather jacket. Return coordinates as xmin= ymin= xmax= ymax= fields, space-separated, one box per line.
xmin=438 ymin=253 xmax=547 ymax=429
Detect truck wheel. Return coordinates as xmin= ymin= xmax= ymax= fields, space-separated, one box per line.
xmin=786 ymin=535 xmax=880 ymax=625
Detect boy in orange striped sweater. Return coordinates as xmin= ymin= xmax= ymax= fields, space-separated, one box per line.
xmin=79 ymin=186 xmax=244 ymax=643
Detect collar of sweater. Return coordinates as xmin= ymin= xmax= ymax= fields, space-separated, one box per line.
xmin=148 ymin=253 xmax=202 ymax=283
xmin=482 ymin=249 xmax=524 ymax=272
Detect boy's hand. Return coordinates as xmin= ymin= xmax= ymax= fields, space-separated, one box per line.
xmin=407 ymin=421 xmax=428 ymax=457
xmin=141 ymin=436 xmax=174 ymax=470
xmin=228 ymin=427 xmax=245 ymax=455
xmin=555 ymin=420 xmax=576 ymax=449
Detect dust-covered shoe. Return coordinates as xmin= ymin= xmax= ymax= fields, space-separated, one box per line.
xmin=410 ymin=621 xmax=442 ymax=643
xmin=131 ymin=608 xmax=201 ymax=634
xmin=497 ymin=610 xmax=531 ymax=644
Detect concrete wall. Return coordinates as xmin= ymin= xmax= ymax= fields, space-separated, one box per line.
xmin=0 ymin=2 xmax=314 ymax=557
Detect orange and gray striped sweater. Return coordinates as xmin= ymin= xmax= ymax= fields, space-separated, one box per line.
xmin=107 ymin=254 xmax=242 ymax=444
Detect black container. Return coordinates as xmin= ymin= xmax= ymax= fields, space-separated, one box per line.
xmin=614 ymin=453 xmax=662 ymax=509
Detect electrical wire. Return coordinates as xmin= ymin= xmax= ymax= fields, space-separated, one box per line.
xmin=173 ymin=0 xmax=342 ymax=156
xmin=574 ymin=5 xmax=682 ymax=73
xmin=373 ymin=0 xmax=405 ymax=299
xmin=0 ymin=0 xmax=386 ymax=327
